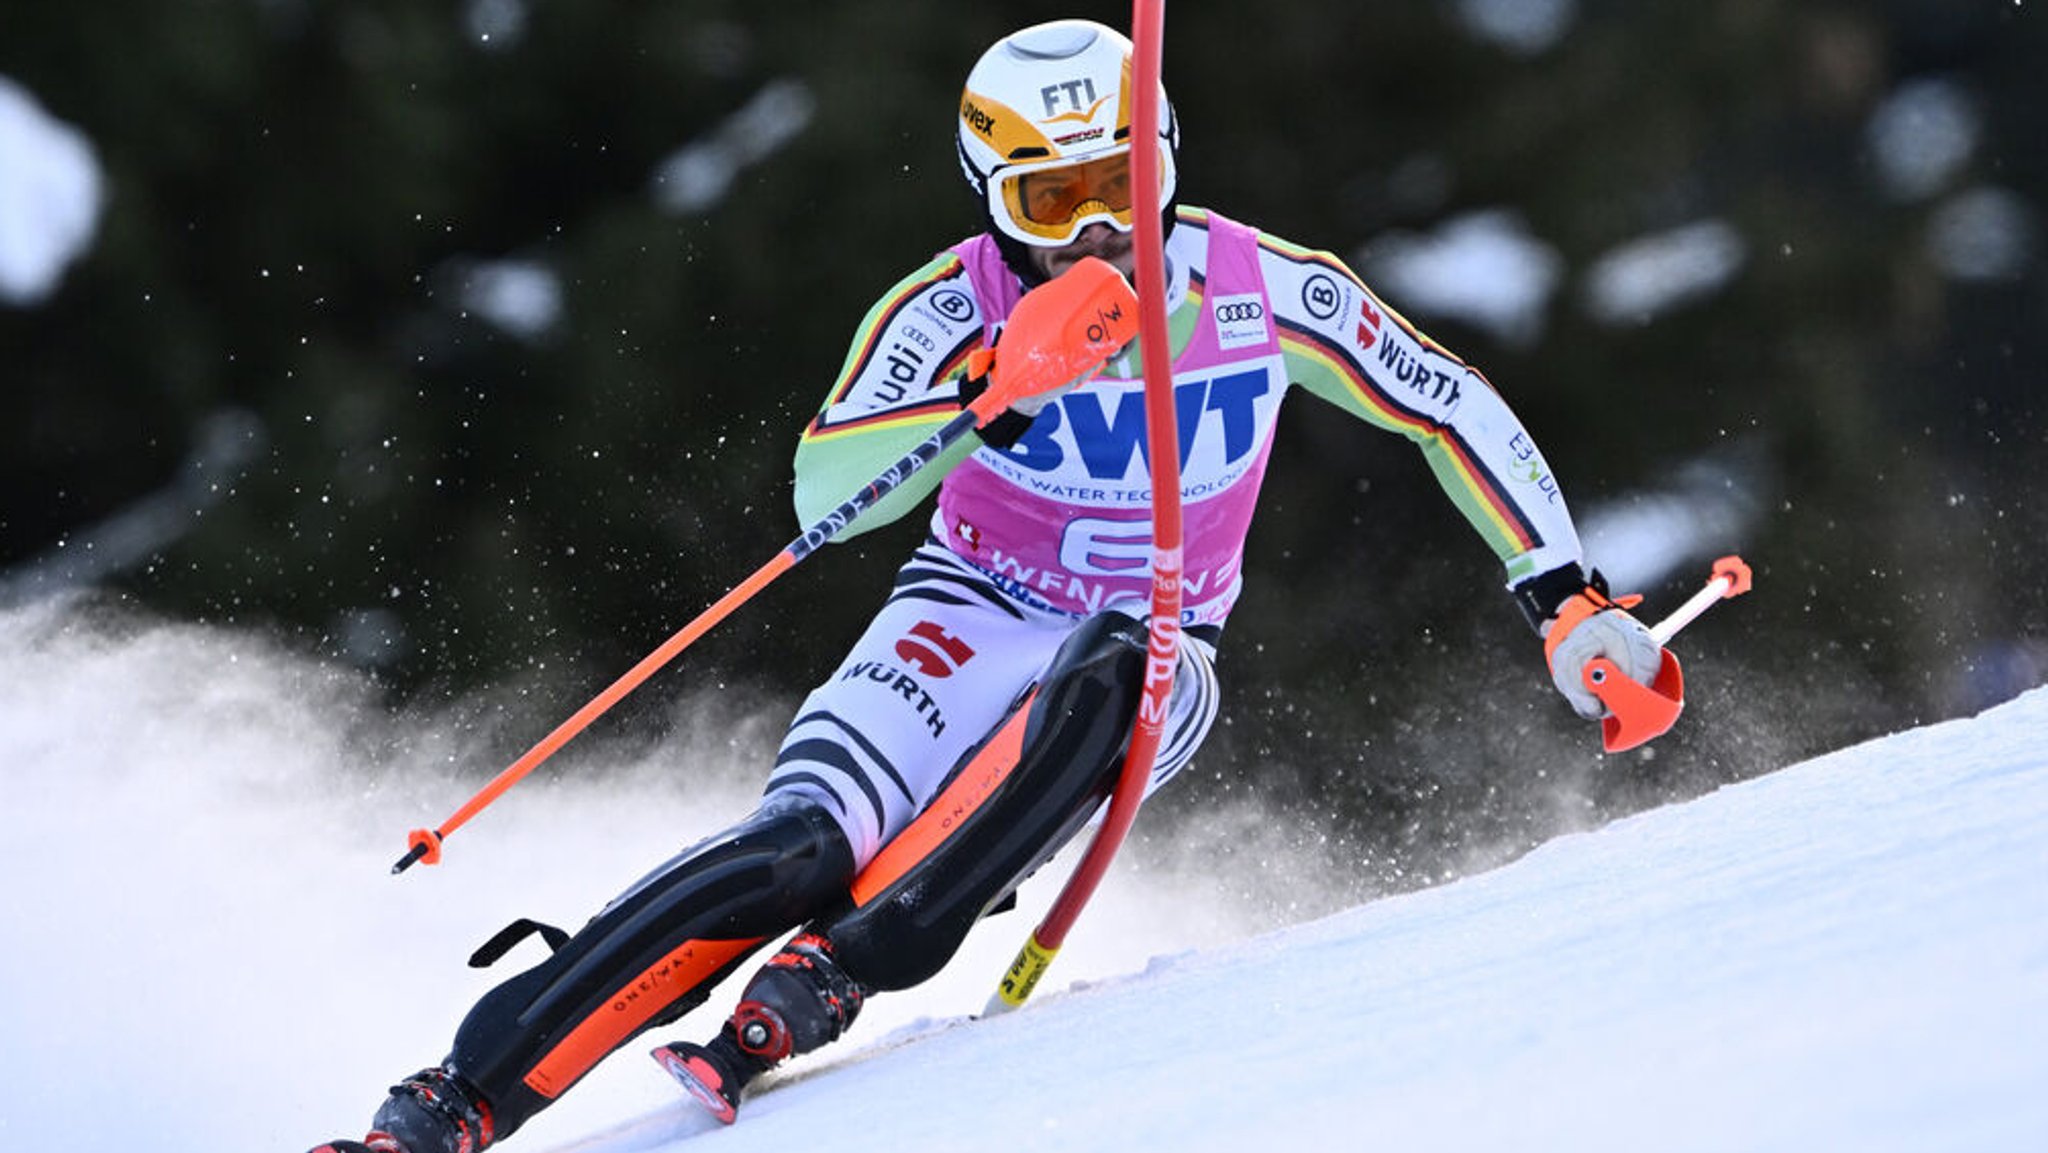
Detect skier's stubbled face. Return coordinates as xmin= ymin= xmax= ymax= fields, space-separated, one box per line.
xmin=1029 ymin=223 xmax=1136 ymax=282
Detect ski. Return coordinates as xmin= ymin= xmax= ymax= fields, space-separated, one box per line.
xmin=649 ymin=1042 xmax=741 ymax=1127
xmin=631 ymin=1013 xmax=981 ymax=1138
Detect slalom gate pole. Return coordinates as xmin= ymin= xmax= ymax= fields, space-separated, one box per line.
xmin=393 ymin=261 xmax=1140 ymax=875
xmin=987 ymin=0 xmax=1180 ymax=1014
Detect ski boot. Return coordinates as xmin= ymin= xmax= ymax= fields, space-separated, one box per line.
xmin=309 ymin=1066 xmax=494 ymax=1153
xmin=651 ymin=933 xmax=866 ymax=1123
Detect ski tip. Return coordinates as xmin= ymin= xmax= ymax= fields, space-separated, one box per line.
xmin=650 ymin=1043 xmax=740 ymax=1126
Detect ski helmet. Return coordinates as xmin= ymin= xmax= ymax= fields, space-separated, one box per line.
xmin=957 ymin=20 xmax=1179 ymax=256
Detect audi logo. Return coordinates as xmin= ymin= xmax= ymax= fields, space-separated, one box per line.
xmin=1214 ymin=301 xmax=1265 ymax=323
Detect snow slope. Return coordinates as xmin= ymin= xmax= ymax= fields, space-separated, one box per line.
xmin=3 ymin=600 xmax=2044 ymax=1153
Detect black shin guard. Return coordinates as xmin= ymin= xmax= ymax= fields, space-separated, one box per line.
xmin=435 ymin=799 xmax=854 ymax=1144
xmin=820 ymin=610 xmax=1149 ymax=992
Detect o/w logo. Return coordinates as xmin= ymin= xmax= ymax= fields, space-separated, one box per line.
xmin=1211 ymin=293 xmax=1269 ymax=351
xmin=992 ymin=368 xmax=1273 ymax=481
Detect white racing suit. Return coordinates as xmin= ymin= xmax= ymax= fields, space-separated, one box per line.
xmin=777 ymin=204 xmax=1583 ymax=865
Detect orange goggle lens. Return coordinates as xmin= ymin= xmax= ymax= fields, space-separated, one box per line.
xmin=993 ymin=150 xmax=1165 ymax=245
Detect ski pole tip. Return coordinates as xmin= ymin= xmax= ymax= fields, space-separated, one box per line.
xmin=392 ymin=828 xmax=443 ymax=875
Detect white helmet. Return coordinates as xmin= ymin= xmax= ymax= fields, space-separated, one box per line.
xmin=956 ymin=19 xmax=1178 ymax=250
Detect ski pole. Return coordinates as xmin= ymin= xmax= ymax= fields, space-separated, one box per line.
xmin=1648 ymin=554 xmax=1752 ymax=645
xmin=392 ymin=420 xmax=965 ymax=875
xmin=394 ymin=258 xmax=1140 ymax=875
xmin=1585 ymin=554 xmax=1753 ymax=753
xmin=987 ymin=0 xmax=1178 ymax=1014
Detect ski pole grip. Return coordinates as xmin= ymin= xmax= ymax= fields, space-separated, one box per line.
xmin=1597 ymin=553 xmax=1751 ymax=750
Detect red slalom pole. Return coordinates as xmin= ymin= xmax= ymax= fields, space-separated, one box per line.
xmin=989 ymin=0 xmax=1181 ymax=1013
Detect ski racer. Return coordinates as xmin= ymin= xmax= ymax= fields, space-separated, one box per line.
xmin=312 ymin=18 xmax=1665 ymax=1153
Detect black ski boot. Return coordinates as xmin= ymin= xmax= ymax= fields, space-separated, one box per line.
xmin=316 ymin=1067 xmax=494 ymax=1153
xmin=651 ymin=932 xmax=866 ymax=1123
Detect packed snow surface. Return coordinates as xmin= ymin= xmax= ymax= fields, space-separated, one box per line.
xmin=3 ymin=601 xmax=2043 ymax=1153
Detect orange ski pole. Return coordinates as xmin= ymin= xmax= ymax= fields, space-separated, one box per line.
xmin=393 ymin=258 xmax=1139 ymax=875
xmin=1585 ymin=554 xmax=1754 ymax=754
xmin=988 ymin=0 xmax=1178 ymax=1013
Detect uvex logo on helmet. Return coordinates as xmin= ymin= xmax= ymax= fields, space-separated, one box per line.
xmin=960 ymin=96 xmax=998 ymax=140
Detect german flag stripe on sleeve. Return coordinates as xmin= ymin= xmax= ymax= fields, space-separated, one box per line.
xmin=1256 ymin=232 xmax=1493 ymax=379
xmin=807 ymin=327 xmax=978 ymax=438
xmin=1278 ymin=317 xmax=1539 ymax=554
xmin=823 ymin=257 xmax=973 ymax=409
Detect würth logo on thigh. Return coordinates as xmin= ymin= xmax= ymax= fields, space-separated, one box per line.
xmin=895 ymin=620 xmax=975 ymax=677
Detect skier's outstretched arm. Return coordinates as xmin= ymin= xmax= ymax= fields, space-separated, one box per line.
xmin=1263 ymin=237 xmax=1665 ymax=716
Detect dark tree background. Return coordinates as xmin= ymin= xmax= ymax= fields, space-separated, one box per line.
xmin=5 ymin=0 xmax=2043 ymax=899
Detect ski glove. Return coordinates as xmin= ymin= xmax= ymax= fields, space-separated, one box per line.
xmin=1516 ymin=566 xmax=1665 ymax=721
xmin=958 ymin=347 xmax=1091 ymax=447
xmin=954 ymin=257 xmax=1134 ymax=446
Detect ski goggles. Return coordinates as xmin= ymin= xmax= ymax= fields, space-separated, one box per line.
xmin=988 ymin=145 xmax=1177 ymax=247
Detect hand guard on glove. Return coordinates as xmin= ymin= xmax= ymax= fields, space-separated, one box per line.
xmin=957 ymin=259 xmax=1132 ymax=447
xmin=1515 ymin=566 xmax=1666 ymax=721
